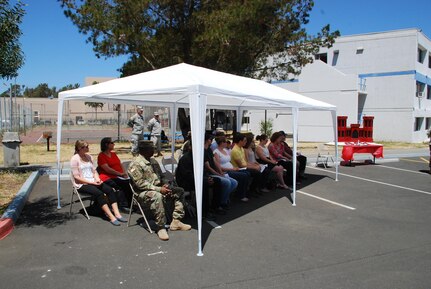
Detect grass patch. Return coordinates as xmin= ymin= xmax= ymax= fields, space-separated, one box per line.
xmin=0 ymin=142 xmax=135 ymax=166
xmin=0 ymin=171 xmax=31 ymax=215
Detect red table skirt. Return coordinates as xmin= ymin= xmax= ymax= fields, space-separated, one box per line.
xmin=341 ymin=143 xmax=384 ymax=161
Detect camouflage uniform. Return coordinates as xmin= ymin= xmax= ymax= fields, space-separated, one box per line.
xmin=127 ymin=154 xmax=185 ymax=228
xmin=128 ymin=113 xmax=145 ymax=155
xmin=147 ymin=116 xmax=162 ymax=155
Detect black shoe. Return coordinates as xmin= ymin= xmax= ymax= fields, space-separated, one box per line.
xmin=215 ymin=207 xmax=227 ymax=215
xmin=204 ymin=213 xmax=217 ymax=221
xmin=221 ymin=204 xmax=231 ymax=210
xmin=119 ymin=207 xmax=131 ymax=214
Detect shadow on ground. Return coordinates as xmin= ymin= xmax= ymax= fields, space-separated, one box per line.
xmin=195 ymin=172 xmax=329 ymax=250
xmin=16 ymin=196 xmax=77 ymax=228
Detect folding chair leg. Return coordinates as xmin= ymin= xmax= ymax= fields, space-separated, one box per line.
xmin=75 ymin=191 xmax=90 ymax=220
xmin=69 ymin=191 xmax=74 ymax=217
xmin=136 ymin=201 xmax=153 ymax=234
xmin=127 ymin=197 xmax=153 ymax=234
xmin=69 ymin=190 xmax=91 ymax=220
xmin=127 ymin=198 xmax=135 ymax=227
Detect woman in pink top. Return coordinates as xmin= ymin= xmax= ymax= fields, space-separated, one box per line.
xmin=268 ymin=132 xmax=295 ymax=185
xmin=255 ymin=134 xmax=290 ymax=189
xmin=70 ymin=140 xmax=126 ymax=226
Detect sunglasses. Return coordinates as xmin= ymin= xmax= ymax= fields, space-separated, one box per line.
xmin=81 ymin=145 xmax=89 ymax=149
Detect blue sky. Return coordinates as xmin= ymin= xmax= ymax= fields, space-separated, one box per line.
xmin=9 ymin=0 xmax=431 ymax=90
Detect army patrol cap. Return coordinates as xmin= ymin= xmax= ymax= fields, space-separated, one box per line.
xmin=138 ymin=140 xmax=154 ymax=151
xmin=137 ymin=105 xmax=144 ymax=111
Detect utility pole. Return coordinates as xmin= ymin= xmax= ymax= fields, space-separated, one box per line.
xmin=9 ymin=84 xmax=12 ymax=131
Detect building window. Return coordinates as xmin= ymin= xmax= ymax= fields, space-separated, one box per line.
xmin=356 ymin=47 xmax=364 ymax=54
xmin=414 ymin=117 xmax=424 ymax=131
xmin=332 ymin=50 xmax=339 ymax=66
xmin=315 ymin=53 xmax=327 ymax=63
xmin=426 ymin=117 xmax=431 ymax=130
xmin=429 ymin=53 xmax=431 ymax=68
xmin=428 ymin=85 xmax=431 ymax=100
xmin=418 ymin=47 xmax=426 ymax=63
xmin=416 ymin=81 xmax=425 ymax=97
xmin=33 ymin=111 xmax=39 ymax=123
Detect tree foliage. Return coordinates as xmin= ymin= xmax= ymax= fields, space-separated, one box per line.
xmin=0 ymin=0 xmax=25 ymax=80
xmin=59 ymin=0 xmax=339 ymax=79
xmin=18 ymin=83 xmax=80 ymax=98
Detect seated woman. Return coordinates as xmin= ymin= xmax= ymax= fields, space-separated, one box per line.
xmin=243 ymin=133 xmax=271 ymax=193
xmin=231 ymin=133 xmax=267 ymax=196
xmin=213 ymin=136 xmax=250 ymax=202
xmin=204 ymin=133 xmax=237 ymax=212
xmin=255 ymin=134 xmax=290 ymax=189
xmin=70 ymin=140 xmax=126 ymax=226
xmin=97 ymin=137 xmax=132 ymax=213
xmin=268 ymin=132 xmax=296 ymax=185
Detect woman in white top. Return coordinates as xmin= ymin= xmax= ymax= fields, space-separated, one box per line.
xmin=213 ymin=136 xmax=250 ymax=202
xmin=70 ymin=140 xmax=126 ymax=226
xmin=255 ymin=134 xmax=290 ymax=189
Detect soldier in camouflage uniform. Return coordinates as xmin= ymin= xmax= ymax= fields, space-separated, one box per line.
xmin=127 ymin=106 xmax=145 ymax=155
xmin=127 ymin=140 xmax=191 ymax=241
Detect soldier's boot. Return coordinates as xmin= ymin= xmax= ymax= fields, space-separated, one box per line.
xmin=157 ymin=228 xmax=169 ymax=241
xmin=170 ymin=219 xmax=191 ymax=231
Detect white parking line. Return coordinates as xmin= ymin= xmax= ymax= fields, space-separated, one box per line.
xmin=310 ymin=167 xmax=431 ymax=196
xmin=420 ymin=157 xmax=429 ymax=164
xmin=206 ymin=220 xmax=222 ymax=229
xmin=297 ymin=190 xmax=356 ymax=210
xmin=377 ymin=165 xmax=426 ymax=175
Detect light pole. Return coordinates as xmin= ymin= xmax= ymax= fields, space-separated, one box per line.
xmin=9 ymin=83 xmax=13 ymax=131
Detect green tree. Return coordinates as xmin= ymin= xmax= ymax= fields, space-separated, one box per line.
xmin=85 ymin=102 xmax=104 ymax=120
xmin=0 ymin=0 xmax=25 ymax=80
xmin=59 ymin=0 xmax=339 ymax=78
xmin=59 ymin=0 xmax=339 ymax=135
xmin=56 ymin=83 xmax=80 ymax=97
xmin=260 ymin=118 xmax=273 ymax=136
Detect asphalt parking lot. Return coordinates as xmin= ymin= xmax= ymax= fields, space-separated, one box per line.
xmin=1 ymin=155 xmax=430 ymax=289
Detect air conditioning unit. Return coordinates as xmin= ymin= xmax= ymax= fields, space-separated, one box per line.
xmin=416 ymin=92 xmax=424 ymax=98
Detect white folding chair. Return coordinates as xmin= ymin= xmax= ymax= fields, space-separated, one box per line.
xmin=127 ymin=176 xmax=153 ymax=234
xmin=316 ymin=144 xmax=335 ymax=168
xmin=69 ymin=173 xmax=92 ymax=220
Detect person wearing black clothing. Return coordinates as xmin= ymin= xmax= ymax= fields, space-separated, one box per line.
xmin=279 ymin=131 xmax=307 ymax=179
xmin=176 ymin=142 xmax=220 ymax=220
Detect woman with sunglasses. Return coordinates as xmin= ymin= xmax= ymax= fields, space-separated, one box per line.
xmin=70 ymin=140 xmax=126 ymax=226
xmin=97 ymin=137 xmax=132 ymax=213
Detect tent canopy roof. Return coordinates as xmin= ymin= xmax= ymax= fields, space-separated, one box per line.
xmin=59 ymin=63 xmax=336 ymax=111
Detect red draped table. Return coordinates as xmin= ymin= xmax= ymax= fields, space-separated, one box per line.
xmin=341 ymin=142 xmax=384 ymax=163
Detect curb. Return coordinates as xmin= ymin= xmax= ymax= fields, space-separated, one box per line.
xmin=0 ymin=171 xmax=40 ymax=240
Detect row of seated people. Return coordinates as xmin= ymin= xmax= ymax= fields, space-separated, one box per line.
xmin=175 ymin=131 xmax=308 ymax=220
xmin=70 ymin=138 xmax=191 ymax=241
xmin=70 ymin=131 xmax=307 ymax=241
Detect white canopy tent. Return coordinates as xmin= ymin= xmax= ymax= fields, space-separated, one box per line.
xmin=56 ymin=63 xmax=338 ymax=256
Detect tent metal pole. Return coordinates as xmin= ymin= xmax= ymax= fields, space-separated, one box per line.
xmin=189 ymin=93 xmax=207 ymax=256
xmin=56 ymin=99 xmax=64 ymax=209
xmin=332 ymin=110 xmax=339 ymax=181
xmin=170 ymin=104 xmax=177 ymax=158
xmin=291 ymin=108 xmax=298 ymax=206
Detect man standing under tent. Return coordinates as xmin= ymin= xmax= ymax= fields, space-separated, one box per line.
xmin=128 ymin=140 xmax=191 ymax=241
xmin=148 ymin=112 xmax=162 ymax=156
xmin=127 ymin=106 xmax=145 ymax=155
